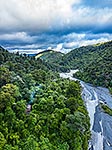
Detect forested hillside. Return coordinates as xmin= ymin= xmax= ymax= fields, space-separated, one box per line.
xmin=35 ymin=50 xmax=68 ymax=72
xmin=59 ymin=41 xmax=112 ymax=69
xmin=37 ymin=41 xmax=112 ymax=92
xmin=35 ymin=50 xmax=64 ymax=62
xmin=72 ymin=41 xmax=112 ymax=92
xmin=0 ymin=47 xmax=90 ymax=150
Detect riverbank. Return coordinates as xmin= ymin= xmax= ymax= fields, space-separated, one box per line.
xmin=60 ymin=70 xmax=112 ymax=150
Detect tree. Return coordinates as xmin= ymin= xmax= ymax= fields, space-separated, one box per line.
xmin=21 ymin=135 xmax=40 ymax=150
xmin=4 ymin=106 xmax=16 ymax=128
xmin=0 ymin=132 xmax=6 ymax=150
xmin=1 ymin=84 xmax=20 ymax=98
xmin=66 ymin=81 xmax=81 ymax=98
xmin=0 ymin=67 xmax=11 ymax=87
xmin=0 ymin=91 xmax=15 ymax=111
xmin=65 ymin=97 xmax=79 ymax=113
xmin=0 ymin=84 xmax=20 ymax=111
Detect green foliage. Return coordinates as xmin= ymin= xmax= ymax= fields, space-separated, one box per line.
xmin=35 ymin=50 xmax=69 ymax=72
xmin=0 ymin=132 xmax=6 ymax=150
xmin=0 ymin=84 xmax=20 ymax=111
xmin=66 ymin=81 xmax=81 ymax=98
xmin=0 ymin=66 xmax=11 ymax=87
xmin=100 ymin=103 xmax=112 ymax=116
xmin=1 ymin=84 xmax=20 ymax=98
xmin=0 ymin=46 xmax=90 ymax=150
xmin=71 ymin=41 xmax=112 ymax=91
xmin=109 ymin=87 xmax=112 ymax=94
xmin=35 ymin=50 xmax=64 ymax=62
xmin=38 ymin=41 xmax=112 ymax=93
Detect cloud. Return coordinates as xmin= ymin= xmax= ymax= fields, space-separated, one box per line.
xmin=9 ymin=49 xmax=44 ymax=54
xmin=0 ymin=0 xmax=112 ymax=34
xmin=0 ymin=32 xmax=34 ymax=42
xmin=3 ymin=32 xmax=112 ymax=54
xmin=54 ymin=43 xmax=63 ymax=52
xmin=0 ymin=0 xmax=80 ymax=32
xmin=0 ymin=0 xmax=112 ymax=54
xmin=62 ymin=33 xmax=112 ymax=49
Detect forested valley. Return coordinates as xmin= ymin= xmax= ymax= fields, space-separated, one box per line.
xmin=36 ymin=41 xmax=112 ymax=93
xmin=0 ymin=46 xmax=90 ymax=150
xmin=0 ymin=40 xmax=112 ymax=150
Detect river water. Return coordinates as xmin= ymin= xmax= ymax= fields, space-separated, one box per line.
xmin=60 ymin=70 xmax=112 ymax=150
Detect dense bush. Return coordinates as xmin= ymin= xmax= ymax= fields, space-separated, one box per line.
xmin=0 ymin=47 xmax=90 ymax=150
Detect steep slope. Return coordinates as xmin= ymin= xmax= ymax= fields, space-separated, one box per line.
xmin=72 ymin=41 xmax=112 ymax=92
xmin=60 ymin=41 xmax=112 ymax=69
xmin=35 ymin=50 xmax=64 ymax=62
xmin=35 ymin=50 xmax=69 ymax=72
xmin=40 ymin=41 xmax=112 ymax=92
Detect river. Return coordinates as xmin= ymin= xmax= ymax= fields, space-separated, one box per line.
xmin=60 ymin=70 xmax=112 ymax=150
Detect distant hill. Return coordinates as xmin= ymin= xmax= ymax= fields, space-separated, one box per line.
xmin=57 ymin=41 xmax=112 ymax=92
xmin=59 ymin=40 xmax=112 ymax=70
xmin=36 ymin=41 xmax=112 ymax=92
xmin=73 ymin=41 xmax=112 ymax=92
xmin=35 ymin=50 xmax=69 ymax=72
xmin=35 ymin=50 xmax=64 ymax=62
xmin=1 ymin=41 xmax=112 ymax=91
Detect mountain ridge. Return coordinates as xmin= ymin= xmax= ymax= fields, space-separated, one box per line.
xmin=33 ymin=40 xmax=112 ymax=92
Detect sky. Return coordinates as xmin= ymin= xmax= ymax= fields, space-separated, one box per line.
xmin=0 ymin=0 xmax=112 ymax=54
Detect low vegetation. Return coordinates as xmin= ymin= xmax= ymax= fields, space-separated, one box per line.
xmin=100 ymin=103 xmax=112 ymax=116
